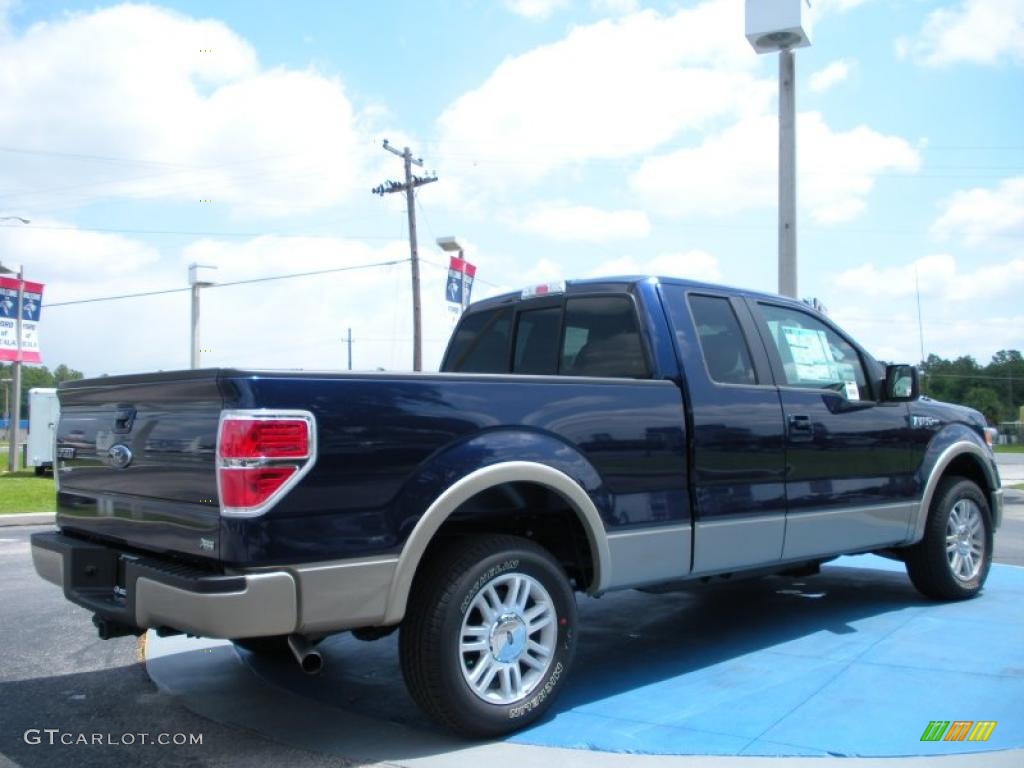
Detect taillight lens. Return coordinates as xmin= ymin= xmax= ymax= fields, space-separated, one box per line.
xmin=219 ymin=467 xmax=296 ymax=508
xmin=217 ymin=411 xmax=316 ymax=516
xmin=219 ymin=418 xmax=309 ymax=458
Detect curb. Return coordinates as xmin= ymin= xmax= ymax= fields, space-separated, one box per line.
xmin=0 ymin=512 xmax=56 ymax=527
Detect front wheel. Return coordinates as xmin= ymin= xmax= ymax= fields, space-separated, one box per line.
xmin=905 ymin=477 xmax=993 ymax=600
xmin=400 ymin=535 xmax=577 ymax=738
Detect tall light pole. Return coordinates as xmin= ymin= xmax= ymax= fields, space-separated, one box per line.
xmin=745 ymin=1 xmax=812 ymax=299
xmin=1 ymin=215 xmax=30 ymax=472
xmin=188 ymin=263 xmax=217 ymax=369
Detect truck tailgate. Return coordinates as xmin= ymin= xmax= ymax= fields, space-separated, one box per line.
xmin=55 ymin=371 xmax=226 ymax=561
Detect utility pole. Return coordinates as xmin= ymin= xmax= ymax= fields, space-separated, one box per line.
xmin=373 ymin=140 xmax=438 ymax=371
xmin=0 ymin=216 xmax=29 ymax=471
xmin=188 ymin=264 xmax=217 ymax=369
xmin=6 ymin=267 xmax=23 ymax=473
xmin=778 ymin=48 xmax=797 ymax=299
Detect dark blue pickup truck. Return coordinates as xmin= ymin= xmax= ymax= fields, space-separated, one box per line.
xmin=32 ymin=276 xmax=1003 ymax=737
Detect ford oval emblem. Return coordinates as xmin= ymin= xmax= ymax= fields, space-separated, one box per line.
xmin=107 ymin=444 xmax=133 ymax=469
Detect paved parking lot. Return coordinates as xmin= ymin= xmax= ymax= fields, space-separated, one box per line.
xmin=1 ymin=464 xmax=1021 ymax=767
xmin=146 ymin=552 xmax=1024 ymax=763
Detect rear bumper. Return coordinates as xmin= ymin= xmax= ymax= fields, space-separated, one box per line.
xmin=31 ymin=532 xmax=297 ymax=638
xmin=31 ymin=531 xmax=400 ymax=639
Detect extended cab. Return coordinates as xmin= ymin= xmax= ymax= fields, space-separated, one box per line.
xmin=32 ymin=277 xmax=1003 ymax=737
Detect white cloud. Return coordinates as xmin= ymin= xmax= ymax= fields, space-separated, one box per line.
xmin=520 ymin=204 xmax=650 ymax=241
xmin=829 ymin=251 xmax=1024 ymax=363
xmin=0 ymin=4 xmax=374 ymax=218
xmin=0 ymin=220 xmax=162 ymax=284
xmin=834 ymin=253 xmax=1024 ymax=302
xmin=932 ymin=176 xmax=1024 ymax=248
xmin=809 ymin=58 xmax=854 ymax=93
xmin=829 ymin=306 xmax=1024 ymax=366
xmin=436 ymin=1 xmax=771 ymax=186
xmin=504 ymin=0 xmax=570 ymax=20
xmin=630 ymin=111 xmax=920 ymax=224
xmin=591 ymin=0 xmax=640 ymax=15
xmin=587 ymin=251 xmax=722 ymax=282
xmin=902 ymin=0 xmax=1024 ymax=67
xmin=814 ymin=0 xmax=873 ymax=13
xmin=3 ymin=220 xmax=490 ymax=376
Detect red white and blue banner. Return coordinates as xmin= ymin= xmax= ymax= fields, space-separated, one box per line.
xmin=0 ymin=277 xmax=43 ymax=364
xmin=445 ymin=255 xmax=476 ymax=309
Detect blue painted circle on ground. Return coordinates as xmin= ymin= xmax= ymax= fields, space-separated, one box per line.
xmin=238 ymin=555 xmax=1024 ymax=756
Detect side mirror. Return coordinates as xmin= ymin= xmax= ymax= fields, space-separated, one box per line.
xmin=884 ymin=364 xmax=919 ymax=401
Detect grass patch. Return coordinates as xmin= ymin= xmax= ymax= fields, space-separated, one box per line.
xmin=0 ymin=470 xmax=56 ymax=513
xmin=1010 ymin=483 xmax=1024 ymax=492
xmin=995 ymin=444 xmax=1024 ymax=454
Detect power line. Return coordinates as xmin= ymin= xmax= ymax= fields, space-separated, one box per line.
xmin=42 ymin=258 xmax=409 ymax=308
xmin=923 ymin=373 xmax=1021 ymax=382
xmin=0 ymin=221 xmax=398 ymax=240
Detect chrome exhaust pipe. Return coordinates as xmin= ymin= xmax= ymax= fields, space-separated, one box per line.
xmin=287 ymin=634 xmax=323 ymax=675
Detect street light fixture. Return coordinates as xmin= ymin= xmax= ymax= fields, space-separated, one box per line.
xmin=188 ymin=263 xmax=217 ymax=369
xmin=745 ymin=0 xmax=813 ymax=299
xmin=437 ymin=236 xmax=469 ymax=312
xmin=1 ymin=215 xmax=30 ymax=472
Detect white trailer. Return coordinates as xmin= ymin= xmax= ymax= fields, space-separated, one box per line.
xmin=27 ymin=388 xmax=59 ymax=475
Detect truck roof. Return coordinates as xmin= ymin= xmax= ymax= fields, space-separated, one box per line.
xmin=468 ymin=275 xmax=798 ymax=312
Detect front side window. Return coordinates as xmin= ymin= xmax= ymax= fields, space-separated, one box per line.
xmin=560 ymin=296 xmax=648 ymax=378
xmin=688 ymin=295 xmax=757 ymax=385
xmin=444 ymin=307 xmax=512 ymax=373
xmin=759 ymin=304 xmax=869 ymax=399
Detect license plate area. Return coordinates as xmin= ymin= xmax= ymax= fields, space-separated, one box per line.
xmin=67 ymin=545 xmax=118 ymax=593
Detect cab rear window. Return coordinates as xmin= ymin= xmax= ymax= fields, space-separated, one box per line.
xmin=443 ymin=307 xmax=511 ymax=373
xmin=444 ymin=294 xmax=649 ymax=378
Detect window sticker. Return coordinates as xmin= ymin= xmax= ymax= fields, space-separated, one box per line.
xmin=844 ymin=380 xmax=860 ymax=401
xmin=782 ymin=326 xmax=836 ymax=383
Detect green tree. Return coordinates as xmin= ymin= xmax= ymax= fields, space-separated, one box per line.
xmin=0 ymin=362 xmax=85 ymax=416
xmin=962 ymin=387 xmax=1003 ymax=426
xmin=52 ymin=364 xmax=84 ymax=385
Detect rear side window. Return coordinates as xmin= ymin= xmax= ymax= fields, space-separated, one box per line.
xmin=513 ymin=307 xmax=561 ymax=374
xmin=444 ymin=307 xmax=511 ymax=373
xmin=688 ymin=295 xmax=757 ymax=385
xmin=561 ymin=296 xmax=648 ymax=378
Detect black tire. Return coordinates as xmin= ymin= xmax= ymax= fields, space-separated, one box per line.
xmin=400 ymin=535 xmax=577 ymax=738
xmin=232 ymin=635 xmax=290 ymax=656
xmin=905 ymin=477 xmax=992 ymax=600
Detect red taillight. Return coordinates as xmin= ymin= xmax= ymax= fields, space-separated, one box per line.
xmin=219 ymin=419 xmax=309 ymax=459
xmin=216 ymin=411 xmax=316 ymax=516
xmin=219 ymin=466 xmax=296 ymax=508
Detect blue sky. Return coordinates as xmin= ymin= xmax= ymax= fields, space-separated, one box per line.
xmin=0 ymin=0 xmax=1021 ymax=376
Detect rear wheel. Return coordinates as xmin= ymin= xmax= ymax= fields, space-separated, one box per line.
xmin=400 ymin=535 xmax=577 ymax=738
xmin=905 ymin=477 xmax=992 ymax=600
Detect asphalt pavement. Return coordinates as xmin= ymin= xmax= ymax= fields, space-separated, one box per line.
xmin=1 ymin=486 xmax=1022 ymax=767
xmin=0 ymin=528 xmax=352 ymax=768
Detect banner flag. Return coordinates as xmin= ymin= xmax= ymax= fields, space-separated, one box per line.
xmin=0 ymin=277 xmax=44 ymax=364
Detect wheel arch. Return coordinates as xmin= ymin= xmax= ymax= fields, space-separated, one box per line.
xmin=382 ymin=461 xmax=611 ymax=625
xmin=909 ymin=440 xmax=998 ymax=545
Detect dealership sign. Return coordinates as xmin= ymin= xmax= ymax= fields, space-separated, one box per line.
xmin=445 ymin=255 xmax=476 ymax=310
xmin=0 ymin=277 xmax=44 ymax=363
